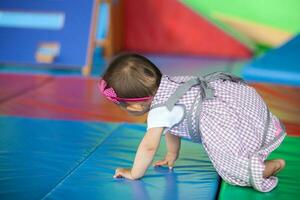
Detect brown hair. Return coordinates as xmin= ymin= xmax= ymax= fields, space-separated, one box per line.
xmin=102 ymin=53 xmax=162 ymax=99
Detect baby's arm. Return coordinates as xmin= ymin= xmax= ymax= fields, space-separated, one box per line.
xmin=113 ymin=127 xmax=163 ymax=180
xmin=154 ymin=132 xmax=181 ymax=169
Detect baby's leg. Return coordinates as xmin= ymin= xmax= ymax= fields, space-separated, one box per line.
xmin=263 ymin=159 xmax=285 ymax=178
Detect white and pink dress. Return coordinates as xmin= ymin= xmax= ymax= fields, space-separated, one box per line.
xmin=147 ymin=72 xmax=286 ymax=192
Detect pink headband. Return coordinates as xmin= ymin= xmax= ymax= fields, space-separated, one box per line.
xmin=98 ymin=79 xmax=152 ymax=104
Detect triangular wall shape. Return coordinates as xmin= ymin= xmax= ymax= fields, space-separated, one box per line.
xmin=182 ymin=0 xmax=300 ymax=47
xmin=124 ymin=0 xmax=252 ymax=58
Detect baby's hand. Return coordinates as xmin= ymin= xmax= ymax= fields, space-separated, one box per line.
xmin=113 ymin=168 xmax=134 ymax=180
xmin=153 ymin=153 xmax=178 ymax=170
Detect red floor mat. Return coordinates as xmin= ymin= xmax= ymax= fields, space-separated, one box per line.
xmin=1 ymin=74 xmax=299 ymax=134
xmin=0 ymin=73 xmax=53 ymax=103
xmin=0 ymin=75 xmax=146 ymax=123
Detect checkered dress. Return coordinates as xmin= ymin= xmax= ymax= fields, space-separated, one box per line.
xmin=150 ymin=73 xmax=286 ymax=192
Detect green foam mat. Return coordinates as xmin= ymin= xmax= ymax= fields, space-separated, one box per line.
xmin=218 ymin=136 xmax=300 ymax=199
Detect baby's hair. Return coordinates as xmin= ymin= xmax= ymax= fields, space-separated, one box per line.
xmin=102 ymin=53 xmax=162 ymax=99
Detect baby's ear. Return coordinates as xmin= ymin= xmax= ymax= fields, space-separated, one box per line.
xmin=126 ymin=103 xmax=144 ymax=112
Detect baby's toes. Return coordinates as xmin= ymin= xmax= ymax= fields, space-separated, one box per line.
xmin=277 ymin=159 xmax=286 ymax=170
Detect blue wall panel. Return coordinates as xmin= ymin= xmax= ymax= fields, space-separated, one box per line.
xmin=0 ymin=0 xmax=96 ymax=69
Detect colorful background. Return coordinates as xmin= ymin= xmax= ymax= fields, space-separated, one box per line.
xmin=0 ymin=0 xmax=299 ymax=199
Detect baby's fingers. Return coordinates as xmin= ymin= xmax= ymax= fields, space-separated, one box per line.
xmin=113 ymin=172 xmax=122 ymax=178
xmin=113 ymin=168 xmax=124 ymax=178
xmin=153 ymin=160 xmax=168 ymax=167
xmin=167 ymin=161 xmax=174 ymax=170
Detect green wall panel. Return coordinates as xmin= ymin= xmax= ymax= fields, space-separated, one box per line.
xmin=182 ymin=0 xmax=300 ymax=33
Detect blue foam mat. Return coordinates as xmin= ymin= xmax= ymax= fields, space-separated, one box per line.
xmin=242 ymin=35 xmax=300 ymax=86
xmin=0 ymin=116 xmax=220 ymax=200
xmin=0 ymin=116 xmax=119 ymax=200
xmin=45 ymin=124 xmax=220 ymax=200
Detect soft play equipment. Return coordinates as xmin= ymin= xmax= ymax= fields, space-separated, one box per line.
xmin=0 ymin=73 xmax=146 ymax=123
xmin=242 ymin=35 xmax=300 ymax=86
xmin=219 ymin=136 xmax=300 ymax=200
xmin=0 ymin=73 xmax=53 ymax=103
xmin=0 ymin=116 xmax=220 ymax=200
xmin=0 ymin=57 xmax=245 ymax=122
xmin=1 ymin=60 xmax=299 ymax=136
xmin=0 ymin=64 xmax=300 ymax=199
xmin=0 ymin=0 xmax=98 ymax=75
xmin=182 ymin=0 xmax=300 ymax=47
xmin=124 ymin=0 xmax=253 ymax=58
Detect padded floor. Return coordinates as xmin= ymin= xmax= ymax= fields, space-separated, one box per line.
xmin=0 ymin=57 xmax=244 ymax=123
xmin=0 ymin=116 xmax=220 ymax=200
xmin=0 ymin=75 xmax=146 ymax=123
xmin=1 ymin=73 xmax=298 ymax=136
xmin=1 ymin=55 xmax=299 ymax=199
xmin=0 ymin=73 xmax=53 ymax=103
xmin=219 ymin=136 xmax=300 ymax=199
xmin=0 ymin=116 xmax=119 ymax=200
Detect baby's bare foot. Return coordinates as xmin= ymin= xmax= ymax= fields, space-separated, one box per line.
xmin=263 ymin=159 xmax=285 ymax=178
